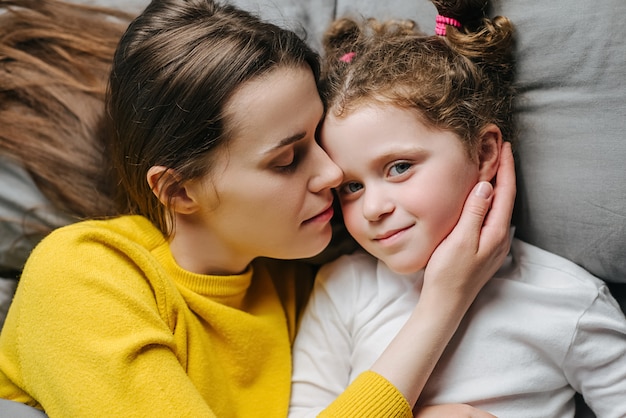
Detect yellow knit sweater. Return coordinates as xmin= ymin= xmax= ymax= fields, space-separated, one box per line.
xmin=0 ymin=216 xmax=409 ymax=417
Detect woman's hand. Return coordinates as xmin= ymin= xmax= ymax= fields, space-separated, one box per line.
xmin=369 ymin=142 xmax=516 ymax=407
xmin=423 ymin=141 xmax=516 ymax=300
xmin=415 ymin=404 xmax=497 ymax=418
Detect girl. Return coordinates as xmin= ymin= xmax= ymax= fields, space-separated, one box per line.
xmin=0 ymin=0 xmax=515 ymax=416
xmin=290 ymin=0 xmax=626 ymax=417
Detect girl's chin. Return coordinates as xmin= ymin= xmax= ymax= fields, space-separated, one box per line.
xmin=380 ymin=256 xmax=427 ymax=275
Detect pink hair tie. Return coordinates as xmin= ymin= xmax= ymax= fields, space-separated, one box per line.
xmin=435 ymin=14 xmax=462 ymax=36
xmin=339 ymin=52 xmax=356 ymax=63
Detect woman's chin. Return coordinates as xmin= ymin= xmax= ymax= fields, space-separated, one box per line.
xmin=290 ymin=232 xmax=335 ymax=262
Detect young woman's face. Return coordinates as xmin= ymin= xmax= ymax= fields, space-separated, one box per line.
xmin=321 ymin=104 xmax=479 ymax=274
xmin=187 ymin=66 xmax=342 ymax=271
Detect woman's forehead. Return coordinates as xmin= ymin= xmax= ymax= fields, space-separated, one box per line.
xmin=223 ymin=66 xmax=323 ymax=151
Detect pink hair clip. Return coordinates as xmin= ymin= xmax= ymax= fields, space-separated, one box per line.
xmin=339 ymin=52 xmax=356 ymax=63
xmin=435 ymin=14 xmax=462 ymax=36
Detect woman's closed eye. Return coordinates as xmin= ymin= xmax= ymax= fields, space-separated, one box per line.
xmin=273 ymin=137 xmax=315 ymax=173
xmin=273 ymin=147 xmax=303 ymax=173
xmin=274 ymin=153 xmax=298 ymax=172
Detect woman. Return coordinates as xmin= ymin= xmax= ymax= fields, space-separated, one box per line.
xmin=0 ymin=0 xmax=515 ymax=416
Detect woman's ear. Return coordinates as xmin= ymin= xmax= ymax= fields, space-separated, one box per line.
xmin=147 ymin=166 xmax=198 ymax=215
xmin=477 ymin=124 xmax=503 ymax=182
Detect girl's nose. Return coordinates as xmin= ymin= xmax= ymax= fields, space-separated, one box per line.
xmin=362 ymin=186 xmax=394 ymax=222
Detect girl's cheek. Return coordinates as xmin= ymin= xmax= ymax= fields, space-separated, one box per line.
xmin=342 ymin=206 xmax=361 ymax=236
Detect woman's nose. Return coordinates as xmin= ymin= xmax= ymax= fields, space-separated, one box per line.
xmin=309 ymin=145 xmax=343 ymax=193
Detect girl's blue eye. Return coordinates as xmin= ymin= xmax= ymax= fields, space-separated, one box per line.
xmin=348 ymin=182 xmax=363 ymax=193
xmin=340 ymin=182 xmax=363 ymax=195
xmin=389 ymin=162 xmax=411 ymax=177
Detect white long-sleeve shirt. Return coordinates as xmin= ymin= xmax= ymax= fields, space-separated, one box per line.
xmin=290 ymin=239 xmax=626 ymax=418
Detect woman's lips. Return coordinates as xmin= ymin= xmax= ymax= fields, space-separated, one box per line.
xmin=304 ymin=203 xmax=334 ymax=224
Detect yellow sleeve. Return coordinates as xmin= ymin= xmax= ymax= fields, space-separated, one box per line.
xmin=320 ymin=371 xmax=412 ymax=418
xmin=0 ymin=225 xmax=216 ymax=417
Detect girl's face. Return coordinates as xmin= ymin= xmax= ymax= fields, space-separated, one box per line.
xmin=182 ymin=66 xmax=342 ymax=274
xmin=321 ymin=104 xmax=480 ymax=274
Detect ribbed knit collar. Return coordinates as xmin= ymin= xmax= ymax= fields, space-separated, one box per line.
xmin=117 ymin=215 xmax=254 ymax=308
xmin=155 ymin=240 xmax=253 ymax=305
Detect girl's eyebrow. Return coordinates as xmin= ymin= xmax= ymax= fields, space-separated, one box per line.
xmin=371 ymin=146 xmax=428 ymax=165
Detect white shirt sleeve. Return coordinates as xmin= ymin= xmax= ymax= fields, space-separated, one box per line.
xmin=563 ymin=283 xmax=626 ymax=418
xmin=289 ymin=254 xmax=375 ymax=418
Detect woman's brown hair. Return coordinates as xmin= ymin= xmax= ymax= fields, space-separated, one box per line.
xmin=0 ymin=0 xmax=131 ymax=220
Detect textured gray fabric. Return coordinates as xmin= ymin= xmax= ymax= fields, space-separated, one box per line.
xmin=0 ymin=158 xmax=73 ymax=328
xmin=496 ymin=1 xmax=626 ymax=285
xmin=232 ymin=0 xmax=335 ymax=51
xmin=0 ymin=399 xmax=48 ymax=418
xmin=0 ymin=157 xmax=72 ymax=273
xmin=0 ymin=278 xmax=17 ymax=331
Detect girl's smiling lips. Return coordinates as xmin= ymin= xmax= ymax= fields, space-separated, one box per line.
xmin=373 ymin=225 xmax=414 ymax=243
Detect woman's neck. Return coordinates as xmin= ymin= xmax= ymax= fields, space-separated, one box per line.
xmin=168 ymin=216 xmax=252 ymax=276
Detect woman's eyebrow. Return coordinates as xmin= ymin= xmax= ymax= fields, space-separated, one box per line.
xmin=263 ymin=132 xmax=306 ymax=155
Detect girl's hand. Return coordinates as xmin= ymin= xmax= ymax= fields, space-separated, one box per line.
xmin=415 ymin=404 xmax=498 ymax=418
xmin=422 ymin=141 xmax=516 ymax=300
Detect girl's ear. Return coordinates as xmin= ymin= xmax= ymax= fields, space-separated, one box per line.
xmin=477 ymin=124 xmax=503 ymax=182
xmin=147 ymin=166 xmax=198 ymax=215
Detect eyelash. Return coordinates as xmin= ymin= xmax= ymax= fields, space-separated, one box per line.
xmin=275 ymin=151 xmax=300 ymax=173
xmin=388 ymin=161 xmax=412 ymax=177
xmin=338 ymin=181 xmax=363 ymax=196
xmin=338 ymin=161 xmax=413 ymax=196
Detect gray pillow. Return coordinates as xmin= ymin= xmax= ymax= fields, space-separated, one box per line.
xmin=495 ymin=1 xmax=625 ymax=285
xmin=0 ymin=157 xmax=72 ymax=273
xmin=0 ymin=157 xmax=73 ymax=328
xmin=50 ymin=0 xmax=626 ymax=285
